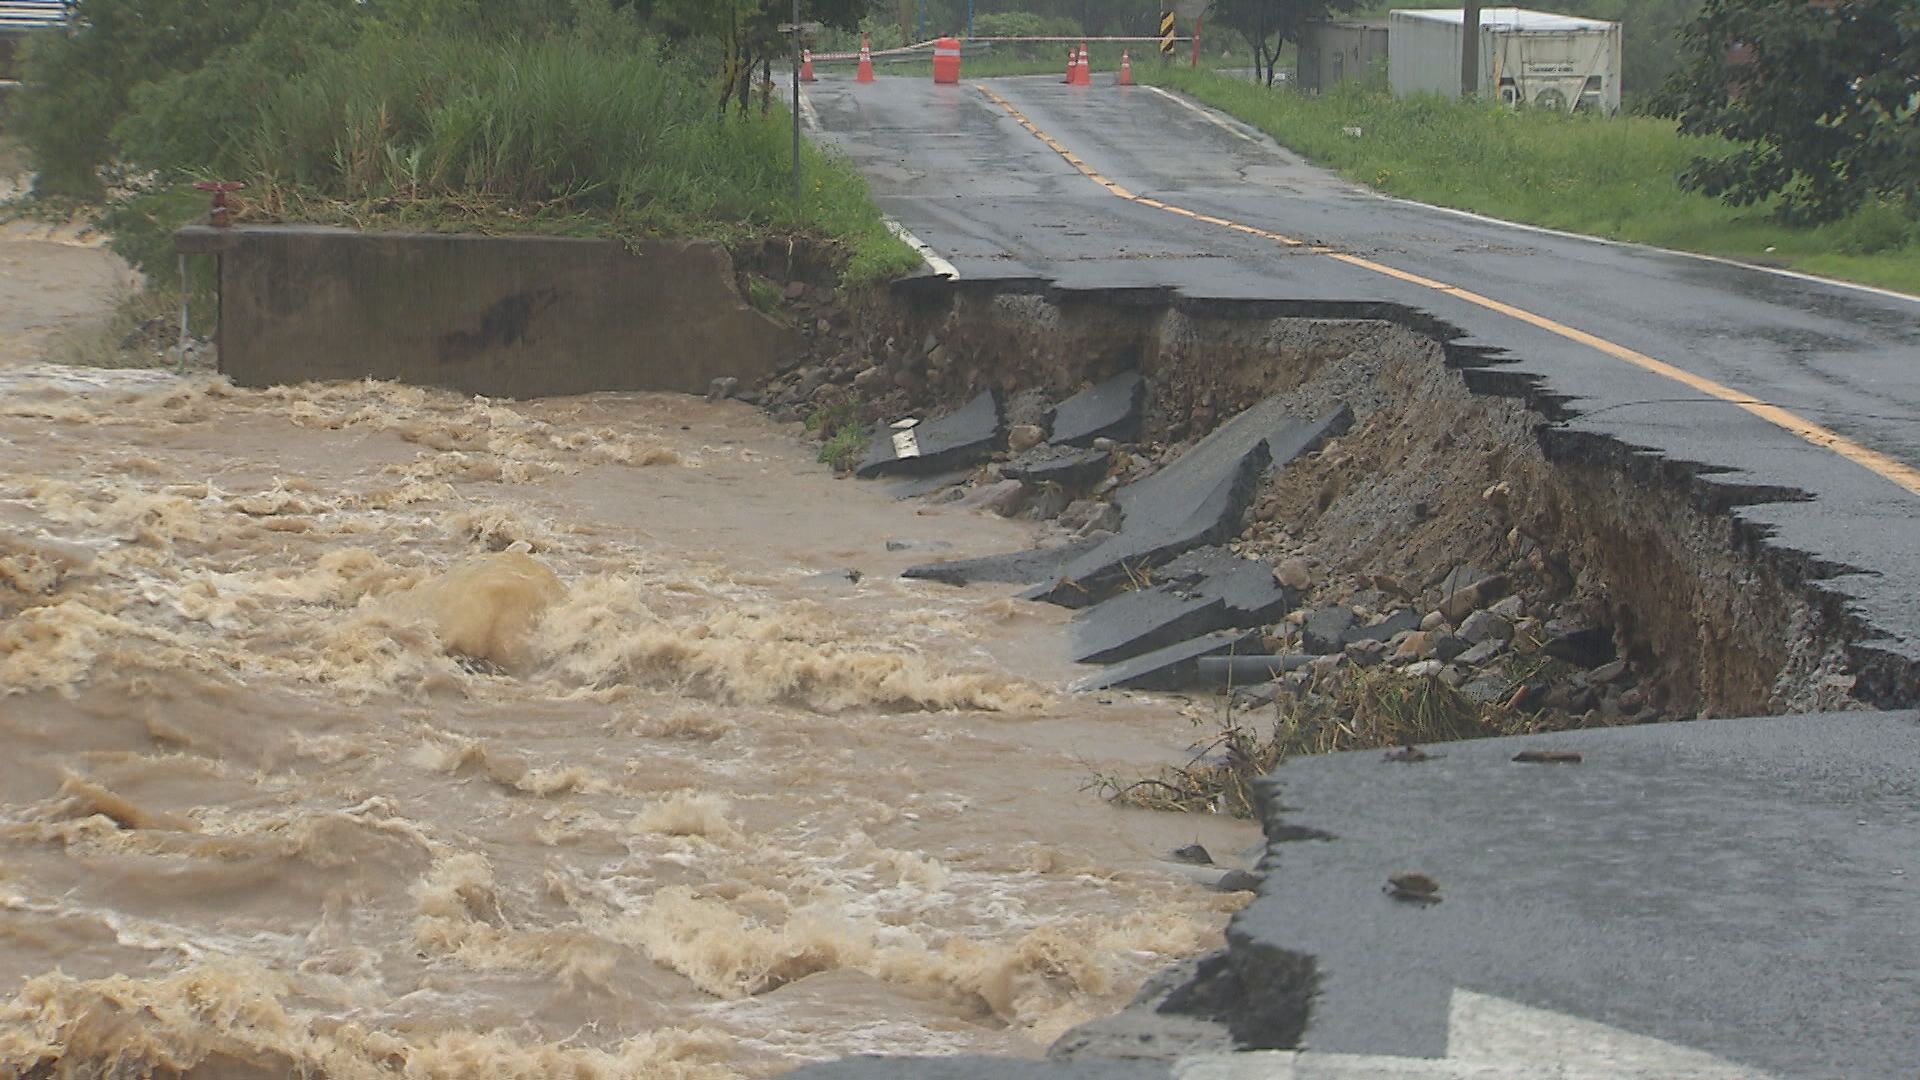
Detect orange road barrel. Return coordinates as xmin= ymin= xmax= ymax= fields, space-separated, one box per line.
xmin=933 ymin=36 xmax=962 ymax=83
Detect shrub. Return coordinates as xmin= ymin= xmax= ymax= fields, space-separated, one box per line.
xmin=112 ymin=1 xmax=363 ymax=178
xmin=971 ymin=12 xmax=1080 ymax=38
xmin=9 ymin=0 xmax=288 ymax=196
xmin=15 ymin=0 xmax=918 ymax=287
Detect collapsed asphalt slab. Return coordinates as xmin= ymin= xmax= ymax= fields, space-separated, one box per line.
xmin=902 ymin=400 xmax=1345 ymax=594
xmin=898 ymin=533 xmax=1110 ymax=586
xmin=1069 ymin=628 xmax=1265 ymax=693
xmin=856 ymin=389 xmax=1005 ymax=478
xmin=1047 ymin=371 xmax=1146 ymax=447
xmin=898 ymin=398 xmax=1344 ymax=693
xmin=1024 ymin=403 xmax=1352 ymax=607
xmin=1002 ymin=445 xmax=1113 ymax=489
xmin=1070 ymin=547 xmax=1296 ymax=664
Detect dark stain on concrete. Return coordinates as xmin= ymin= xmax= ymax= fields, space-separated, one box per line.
xmin=438 ymin=287 xmax=560 ymax=365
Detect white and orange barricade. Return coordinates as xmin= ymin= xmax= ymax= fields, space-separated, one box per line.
xmin=932 ymin=36 xmax=961 ymax=83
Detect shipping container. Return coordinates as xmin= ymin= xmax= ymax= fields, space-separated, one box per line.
xmin=1299 ymin=20 xmax=1390 ymax=95
xmin=1388 ymin=8 xmax=1622 ymax=114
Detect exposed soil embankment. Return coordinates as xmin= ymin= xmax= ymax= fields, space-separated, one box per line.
xmin=756 ymin=274 xmax=1899 ymax=718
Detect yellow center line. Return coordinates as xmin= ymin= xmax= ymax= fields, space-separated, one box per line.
xmin=972 ymin=83 xmax=1920 ymax=498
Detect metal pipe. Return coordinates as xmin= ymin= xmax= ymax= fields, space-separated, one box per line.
xmin=1195 ymin=655 xmax=1314 ymax=687
xmin=176 ymin=254 xmax=190 ymax=375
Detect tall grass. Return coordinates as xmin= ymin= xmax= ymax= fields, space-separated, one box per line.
xmin=184 ymin=33 xmax=915 ymax=283
xmin=1138 ymin=68 xmax=1920 ymax=295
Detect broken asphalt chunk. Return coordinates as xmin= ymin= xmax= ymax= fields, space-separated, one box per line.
xmin=855 ymin=389 xmax=1004 ymax=479
xmin=1000 ymin=445 xmax=1112 ymax=489
xmin=1070 ymin=628 xmax=1264 ymax=692
xmin=1045 ymin=371 xmax=1145 ymax=447
xmin=900 ymin=533 xmax=1110 ymax=586
xmin=1344 ymin=608 xmax=1421 ymax=646
xmin=1301 ymin=607 xmax=1356 ymax=655
xmin=1072 ymin=592 xmax=1229 ymax=665
xmin=1069 ymin=547 xmax=1296 ymax=664
xmin=1027 ymin=402 xmax=1351 ymax=607
xmin=1544 ymin=625 xmax=1617 ymax=668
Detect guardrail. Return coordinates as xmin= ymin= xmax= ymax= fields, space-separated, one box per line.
xmin=811 ymin=35 xmax=1188 ymax=63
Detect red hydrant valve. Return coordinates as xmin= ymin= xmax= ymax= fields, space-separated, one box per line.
xmin=193 ymin=180 xmax=246 ymax=228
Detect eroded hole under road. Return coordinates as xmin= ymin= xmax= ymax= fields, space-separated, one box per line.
xmin=760 ymin=278 xmax=1908 ymax=727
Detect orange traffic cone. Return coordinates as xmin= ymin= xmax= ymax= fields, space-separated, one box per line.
xmin=1062 ymin=45 xmax=1076 ymax=83
xmin=1073 ymin=42 xmax=1092 ymax=85
xmin=856 ymin=34 xmax=875 ymax=83
xmin=801 ymin=48 xmax=816 ymax=83
xmin=1118 ymin=50 xmax=1133 ymax=86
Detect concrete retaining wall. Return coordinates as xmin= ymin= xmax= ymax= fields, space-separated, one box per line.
xmin=176 ymin=225 xmax=800 ymax=398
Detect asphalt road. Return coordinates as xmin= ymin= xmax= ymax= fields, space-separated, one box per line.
xmin=1234 ymin=710 xmax=1920 ymax=1079
xmin=785 ymin=711 xmax=1920 ymax=1080
xmin=803 ymin=73 xmax=1920 ymax=677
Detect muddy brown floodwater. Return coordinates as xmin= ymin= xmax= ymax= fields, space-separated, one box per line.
xmin=0 ymin=355 xmax=1260 ymax=1078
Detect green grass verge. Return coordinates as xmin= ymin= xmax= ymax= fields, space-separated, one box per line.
xmin=233 ymin=35 xmax=918 ymax=286
xmin=1091 ymin=668 xmax=1528 ymax=818
xmin=1135 ymin=68 xmax=1920 ymax=296
xmin=806 ymin=393 xmax=870 ymax=472
xmin=17 ymin=30 xmax=919 ymax=289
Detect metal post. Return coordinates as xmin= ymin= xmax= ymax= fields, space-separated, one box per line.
xmin=791 ymin=0 xmax=802 ymax=203
xmin=966 ymin=0 xmax=973 ymax=39
xmin=1461 ymin=0 xmax=1482 ymax=97
xmin=176 ymin=254 xmax=191 ymax=375
xmin=1190 ymin=14 xmax=1202 ymax=68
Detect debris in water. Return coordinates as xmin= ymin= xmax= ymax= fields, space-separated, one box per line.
xmin=1171 ymin=843 xmax=1214 ymax=865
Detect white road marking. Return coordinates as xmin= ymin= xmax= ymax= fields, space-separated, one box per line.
xmin=1143 ymin=84 xmax=1258 ymax=143
xmin=1173 ymin=990 xmax=1773 ymax=1080
xmin=1368 ymin=192 xmax=1920 ymax=305
xmin=1145 ymin=86 xmax=1920 ymax=305
xmin=884 ymin=218 xmax=960 ymax=279
xmin=800 ymin=86 xmax=958 ymax=279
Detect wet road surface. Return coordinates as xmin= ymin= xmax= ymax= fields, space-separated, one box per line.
xmin=805 ymin=74 xmax=1920 ymax=675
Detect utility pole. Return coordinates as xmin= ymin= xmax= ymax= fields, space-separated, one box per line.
xmin=790 ymin=0 xmax=802 ymax=203
xmin=1460 ymin=0 xmax=1481 ymax=97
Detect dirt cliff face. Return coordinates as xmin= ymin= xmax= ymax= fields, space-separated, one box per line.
xmin=770 ymin=279 xmax=1870 ymax=719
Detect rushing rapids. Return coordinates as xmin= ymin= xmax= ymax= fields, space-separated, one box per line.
xmin=0 ymin=365 xmax=1259 ymax=1079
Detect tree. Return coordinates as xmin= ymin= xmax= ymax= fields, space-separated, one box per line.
xmin=634 ymin=0 xmax=867 ymax=116
xmin=1547 ymin=0 xmax=1703 ymax=101
xmin=1656 ymin=0 xmax=1918 ymax=224
xmin=11 ymin=0 xmax=290 ymax=196
xmin=1210 ymin=0 xmax=1363 ymax=88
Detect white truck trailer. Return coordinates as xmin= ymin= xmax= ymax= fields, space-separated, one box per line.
xmin=1388 ymin=8 xmax=1622 ymax=114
